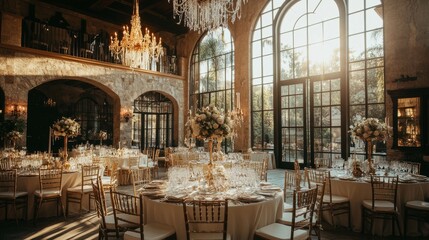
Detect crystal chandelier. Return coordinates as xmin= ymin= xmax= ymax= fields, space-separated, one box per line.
xmin=168 ymin=0 xmax=248 ymax=32
xmin=109 ymin=0 xmax=164 ymax=69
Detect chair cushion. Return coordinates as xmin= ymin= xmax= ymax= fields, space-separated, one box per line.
xmin=104 ymin=214 xmax=139 ymax=229
xmin=277 ymin=210 xmax=316 ymax=226
xmin=362 ymin=200 xmax=395 ymax=212
xmin=323 ymin=194 xmax=349 ymax=204
xmin=283 ymin=202 xmax=293 ymax=212
xmin=189 ymin=232 xmax=231 ymax=240
xmin=123 ymin=223 xmax=175 ymax=240
xmin=67 ymin=185 xmax=93 ymax=193
xmin=34 ymin=189 xmax=61 ymax=198
xmin=406 ymin=200 xmax=429 ymax=211
xmin=255 ymin=223 xmax=309 ymax=240
xmin=0 ymin=191 xmax=28 ymax=199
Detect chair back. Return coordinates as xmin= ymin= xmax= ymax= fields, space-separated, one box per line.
xmin=153 ymin=149 xmax=160 ymax=165
xmin=290 ymin=187 xmax=318 ymax=239
xmin=131 ymin=168 xmax=151 ymax=196
xmin=91 ymin=177 xmax=107 ymax=224
xmin=370 ymin=175 xmax=399 ymax=209
xmin=182 ymin=199 xmax=229 ymax=240
xmin=81 ymin=165 xmax=100 ymax=191
xmin=283 ymin=170 xmax=295 ymax=201
xmin=246 ymin=161 xmax=265 ymax=181
xmin=110 ymin=189 xmax=142 ymax=238
xmin=0 ymin=157 xmax=12 ymax=170
xmin=109 ymin=161 xmax=119 ymax=189
xmin=39 ymin=167 xmax=63 ymax=193
xmin=306 ymin=168 xmax=332 ymax=201
xmin=0 ymin=169 xmax=18 ymax=197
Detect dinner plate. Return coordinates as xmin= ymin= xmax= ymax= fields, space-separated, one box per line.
xmin=237 ymin=195 xmax=265 ymax=203
xmin=141 ymin=190 xmax=163 ymax=196
xmin=338 ymin=176 xmax=356 ymax=181
xmin=260 ymin=186 xmax=282 ymax=191
xmin=255 ymin=191 xmax=276 ymax=197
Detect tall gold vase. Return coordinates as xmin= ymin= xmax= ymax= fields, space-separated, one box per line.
xmin=63 ymin=136 xmax=68 ymax=161
xmin=366 ymin=139 xmax=375 ymax=175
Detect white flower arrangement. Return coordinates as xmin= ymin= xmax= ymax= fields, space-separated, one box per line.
xmin=6 ymin=131 xmax=22 ymax=141
xmin=349 ymin=117 xmax=392 ymax=142
xmin=98 ymin=130 xmax=107 ymax=140
xmin=190 ymin=104 xmax=234 ymax=141
xmin=52 ymin=117 xmax=80 ymax=137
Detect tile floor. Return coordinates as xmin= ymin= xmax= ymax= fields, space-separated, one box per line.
xmin=0 ymin=169 xmax=412 ymax=240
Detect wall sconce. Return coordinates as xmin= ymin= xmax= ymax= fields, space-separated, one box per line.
xmin=120 ymin=107 xmax=134 ymax=122
xmin=8 ymin=104 xmax=27 ymax=118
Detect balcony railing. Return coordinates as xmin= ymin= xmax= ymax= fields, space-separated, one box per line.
xmin=21 ymin=19 xmax=179 ymax=75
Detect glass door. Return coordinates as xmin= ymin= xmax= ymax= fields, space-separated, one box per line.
xmin=279 ymin=82 xmax=306 ymax=168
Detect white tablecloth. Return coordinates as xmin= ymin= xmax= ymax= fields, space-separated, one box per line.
xmin=143 ymin=193 xmax=283 ymax=240
xmin=0 ymin=171 xmax=83 ymax=220
xmin=329 ymin=178 xmax=429 ymax=236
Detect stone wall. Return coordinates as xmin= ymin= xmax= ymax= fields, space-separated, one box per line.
xmin=384 ymin=0 xmax=429 ymax=162
xmin=0 ymin=45 xmax=185 ymax=148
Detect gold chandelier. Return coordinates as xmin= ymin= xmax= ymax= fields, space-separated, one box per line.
xmin=109 ymin=0 xmax=164 ymax=69
xmin=168 ymin=0 xmax=248 ymax=32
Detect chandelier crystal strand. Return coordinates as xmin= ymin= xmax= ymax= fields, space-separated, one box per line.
xmin=169 ymin=0 xmax=247 ymax=32
xmin=109 ymin=0 xmax=164 ymax=70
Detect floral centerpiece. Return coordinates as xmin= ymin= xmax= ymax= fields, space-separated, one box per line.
xmin=98 ymin=130 xmax=107 ymax=145
xmin=6 ymin=130 xmax=23 ymax=148
xmin=190 ymin=104 xmax=233 ymax=142
xmin=349 ymin=117 xmax=392 ymax=174
xmin=52 ymin=117 xmax=80 ymax=160
xmin=188 ymin=104 xmax=235 ymax=191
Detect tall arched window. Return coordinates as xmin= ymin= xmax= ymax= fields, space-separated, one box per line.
xmin=190 ymin=28 xmax=235 ymax=113
xmin=190 ymin=27 xmax=235 ymax=151
xmin=251 ymin=0 xmax=385 ymax=168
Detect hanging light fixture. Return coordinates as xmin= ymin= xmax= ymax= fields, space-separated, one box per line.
xmin=109 ymin=0 xmax=164 ymax=69
xmin=168 ymin=0 xmax=248 ymax=32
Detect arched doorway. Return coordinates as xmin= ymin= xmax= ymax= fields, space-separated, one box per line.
xmin=133 ymin=91 xmax=174 ymax=150
xmin=27 ymin=80 xmax=116 ymax=154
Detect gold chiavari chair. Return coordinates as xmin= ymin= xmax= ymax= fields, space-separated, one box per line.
xmin=110 ymin=189 xmax=176 ymax=240
xmin=91 ymin=177 xmax=119 ymax=239
xmin=306 ymin=168 xmax=350 ymax=228
xmin=101 ymin=160 xmax=118 ymax=192
xmin=0 ymin=169 xmax=28 ymax=223
xmin=130 ymin=168 xmax=151 ymax=196
xmin=255 ymin=187 xmax=319 ymax=240
xmin=33 ymin=167 xmax=64 ymax=224
xmin=182 ymin=199 xmax=230 ymax=240
xmin=361 ymin=175 xmax=402 ymax=238
xmin=66 ymin=165 xmax=99 ymax=216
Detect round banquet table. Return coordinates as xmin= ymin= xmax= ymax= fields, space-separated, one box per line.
xmin=143 ymin=192 xmax=284 ymax=240
xmin=328 ymin=177 xmax=429 ymax=236
xmin=0 ymin=171 xmax=83 ymax=220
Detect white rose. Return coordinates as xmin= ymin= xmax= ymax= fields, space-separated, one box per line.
xmin=374 ymin=130 xmax=379 ymax=136
xmin=217 ymin=117 xmax=225 ymax=125
xmin=213 ymin=123 xmax=219 ymax=129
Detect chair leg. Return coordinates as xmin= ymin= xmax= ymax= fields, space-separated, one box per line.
xmin=5 ymin=201 xmax=8 ymax=220
xmin=13 ymin=200 xmax=18 ymax=225
xmin=361 ymin=207 xmax=365 ymax=233
xmin=66 ymin=194 xmax=69 ymax=217
xmin=394 ymin=214 xmax=402 ymax=238
xmin=404 ymin=208 xmax=408 ymax=238
xmin=59 ymin=197 xmax=66 ymax=219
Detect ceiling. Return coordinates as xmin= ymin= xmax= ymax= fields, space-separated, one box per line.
xmin=39 ymin=0 xmax=189 ymax=36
